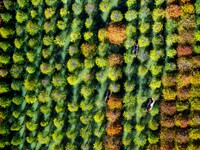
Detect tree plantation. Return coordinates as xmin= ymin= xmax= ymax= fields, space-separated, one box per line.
xmin=0 ymin=0 xmax=200 ymax=150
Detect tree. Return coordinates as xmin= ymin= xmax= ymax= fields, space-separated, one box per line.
xmin=67 ymin=102 xmax=79 ymax=112
xmin=94 ymin=112 xmax=104 ymax=123
xmin=40 ymin=62 xmax=54 ymax=74
xmin=26 ymin=51 xmax=36 ymax=62
xmin=0 ymin=27 xmax=15 ymax=38
xmin=26 ymin=121 xmax=38 ymax=131
xmin=11 ymin=135 xmax=22 ymax=146
xmin=43 ymin=21 xmax=55 ymax=33
xmin=134 ymin=134 xmax=147 ymax=146
xmin=0 ymin=82 xmax=9 ymax=94
xmin=80 ymin=85 xmax=94 ymax=98
xmin=12 ymin=96 xmax=23 ymax=105
xmin=51 ymin=89 xmax=66 ymax=102
xmin=52 ymin=74 xmax=66 ymax=87
xmin=1 ymin=13 xmax=12 ymax=23
xmin=45 ymin=0 xmax=57 ymax=6
xmin=16 ymin=10 xmax=28 ymax=23
xmin=40 ymin=105 xmax=51 ymax=114
xmin=72 ymin=2 xmax=82 ymax=15
xmin=57 ymin=20 xmax=67 ymax=30
xmin=0 ymin=55 xmax=10 ymax=64
xmin=108 ymin=54 xmax=123 ymax=67
xmin=13 ymin=52 xmax=25 ymax=64
xmin=37 ymin=132 xmax=50 ymax=144
xmin=106 ymin=109 xmax=120 ymax=123
xmin=52 ymin=130 xmax=63 ymax=143
xmin=166 ymin=5 xmax=181 ymax=19
xmin=152 ymin=8 xmax=165 ymax=21
xmin=53 ymin=117 xmax=64 ymax=128
xmin=107 ymin=22 xmax=127 ymax=45
xmin=104 ymin=136 xmax=121 ymax=150
xmin=108 ymin=67 xmax=122 ymax=81
xmin=26 ymin=21 xmax=40 ymax=36
xmin=54 ymin=34 xmax=65 ymax=47
xmin=160 ymin=101 xmax=176 ymax=115
xmin=38 ymin=90 xmax=50 ymax=103
xmin=25 ymin=94 xmax=37 ymax=104
xmin=67 ymin=58 xmax=81 ymax=72
xmin=110 ymin=10 xmax=123 ymax=22
xmin=107 ymin=96 xmax=122 ymax=109
xmin=24 ymin=77 xmax=38 ymax=91
xmin=93 ymin=140 xmax=103 ymax=150
xmin=125 ymin=10 xmax=137 ymax=22
xmin=81 ymin=42 xmax=97 ymax=58
xmin=14 ymin=38 xmax=23 ymax=49
xmin=109 ymin=83 xmax=120 ymax=93
xmin=85 ymin=3 xmax=96 ymax=16
xmin=44 ymin=8 xmax=55 ymax=19
xmin=139 ymin=22 xmax=150 ymax=34
xmin=99 ymin=1 xmax=110 ymax=13
xmin=138 ymin=36 xmax=150 ymax=48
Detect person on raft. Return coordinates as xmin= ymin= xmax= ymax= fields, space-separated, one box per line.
xmin=146 ymin=98 xmax=155 ymax=113
xmin=132 ymin=42 xmax=139 ymax=57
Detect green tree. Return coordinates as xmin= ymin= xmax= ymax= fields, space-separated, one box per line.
xmin=0 ymin=69 xmax=8 ymax=78
xmin=25 ymin=94 xmax=37 ymax=104
xmin=110 ymin=10 xmax=123 ymax=22
xmin=126 ymin=24 xmax=136 ymax=37
xmin=38 ymin=90 xmax=50 ymax=103
xmin=60 ymin=7 xmax=69 ymax=18
xmin=16 ymin=25 xmax=24 ymax=36
xmin=16 ymin=10 xmax=28 ymax=23
xmin=57 ymin=20 xmax=67 ymax=30
xmin=51 ymin=89 xmax=66 ymax=102
xmin=40 ymin=63 xmax=54 ymax=74
xmin=72 ymin=2 xmax=82 ymax=15
xmin=138 ymin=35 xmax=150 ymax=47
xmin=81 ymin=42 xmax=96 ymax=58
xmin=80 ymin=126 xmax=92 ymax=139
xmin=26 ymin=65 xmax=35 ymax=74
xmin=52 ymin=74 xmax=66 ymax=87
xmin=0 ymin=97 xmax=11 ymax=108
xmin=67 ymin=58 xmax=81 ymax=72
xmin=40 ymin=105 xmax=51 ymax=114
xmin=80 ymin=85 xmax=94 ymax=98
xmin=13 ymin=52 xmax=24 ymax=64
xmin=125 ymin=10 xmax=137 ymax=21
xmin=54 ymin=34 xmax=66 ymax=47
xmin=85 ymin=17 xmax=93 ymax=29
xmin=11 ymin=135 xmax=22 ymax=146
xmin=17 ymin=0 xmax=28 ymax=8
xmin=37 ymin=132 xmax=50 ymax=144
xmin=85 ymin=3 xmax=95 ymax=15
xmin=26 ymin=21 xmax=40 ymax=36
xmin=126 ymin=0 xmax=136 ymax=7
xmin=26 ymin=51 xmax=36 ymax=62
xmin=70 ymin=32 xmax=81 ymax=42
xmin=52 ymin=130 xmax=63 ymax=143
xmin=44 ymin=7 xmax=56 ymax=19
xmin=26 ymin=135 xmax=35 ymax=144
xmin=1 ymin=13 xmax=12 ymax=23
xmin=53 ymin=117 xmax=64 ymax=128
xmin=14 ymin=38 xmax=23 ymax=49
xmin=99 ymin=1 xmax=110 ymax=12
xmin=31 ymin=10 xmax=37 ymax=18
xmin=26 ymin=121 xmax=38 ymax=131
xmin=0 ymin=82 xmax=9 ymax=94
xmin=68 ymin=102 xmax=79 ymax=112
xmin=0 ymin=55 xmax=10 ymax=64
xmin=94 ymin=112 xmax=104 ymax=123
xmin=0 ymin=27 xmax=15 ymax=39
xmin=10 ymin=122 xmax=21 ymax=131
xmin=148 ymin=133 xmax=159 ymax=144
xmin=0 ymin=41 xmax=10 ymax=52
xmin=12 ymin=110 xmax=20 ymax=118
xmin=24 ymin=77 xmax=38 ymax=91
xmin=43 ymin=21 xmax=55 ymax=33
xmin=108 ymin=67 xmax=122 ymax=81
xmin=45 ymin=0 xmax=57 ymax=6
xmin=12 ymin=96 xmax=23 ymax=105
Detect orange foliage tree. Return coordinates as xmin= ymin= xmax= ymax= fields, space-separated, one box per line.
xmin=108 ymin=54 xmax=123 ymax=67
xmin=107 ymin=96 xmax=122 ymax=109
xmin=106 ymin=109 xmax=121 ymax=123
xmin=106 ymin=22 xmax=127 ymax=45
xmin=104 ymin=135 xmax=121 ymax=150
xmin=166 ymin=5 xmax=181 ymax=19
xmin=177 ymin=45 xmax=192 ymax=57
xmin=106 ymin=122 xmax=122 ymax=136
